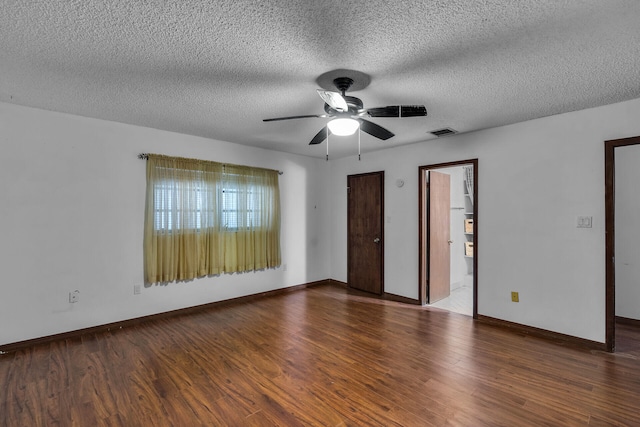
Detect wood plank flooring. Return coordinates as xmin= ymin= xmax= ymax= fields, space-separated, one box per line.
xmin=1 ymin=283 xmax=640 ymax=426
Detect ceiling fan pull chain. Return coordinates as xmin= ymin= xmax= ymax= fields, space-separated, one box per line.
xmin=326 ymin=128 xmax=329 ymax=161
xmin=358 ymin=128 xmax=361 ymax=161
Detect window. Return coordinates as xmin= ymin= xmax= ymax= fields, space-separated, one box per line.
xmin=152 ymin=178 xmax=209 ymax=231
xmin=153 ymin=177 xmax=267 ymax=231
xmin=221 ymin=178 xmax=264 ymax=230
xmin=143 ymin=155 xmax=281 ymax=284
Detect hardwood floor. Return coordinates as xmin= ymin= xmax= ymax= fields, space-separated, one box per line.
xmin=1 ymin=283 xmax=640 ymax=426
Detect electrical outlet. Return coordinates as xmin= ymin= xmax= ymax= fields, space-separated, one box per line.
xmin=577 ymin=216 xmax=592 ymax=228
xmin=282 ymin=263 xmax=287 ymax=272
xmin=69 ymin=290 xmax=80 ymax=303
xmin=133 ymin=284 xmax=141 ymax=295
xmin=511 ymin=291 xmax=519 ymax=302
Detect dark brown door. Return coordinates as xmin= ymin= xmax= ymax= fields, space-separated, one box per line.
xmin=428 ymin=170 xmax=451 ymax=303
xmin=347 ymin=171 xmax=384 ymax=295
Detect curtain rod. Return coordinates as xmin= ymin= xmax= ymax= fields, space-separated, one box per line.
xmin=137 ymin=153 xmax=284 ymax=175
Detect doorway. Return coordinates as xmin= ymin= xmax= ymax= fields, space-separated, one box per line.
xmin=347 ymin=171 xmax=384 ymax=295
xmin=419 ymin=160 xmax=478 ymax=318
xmin=605 ymin=136 xmax=640 ymax=352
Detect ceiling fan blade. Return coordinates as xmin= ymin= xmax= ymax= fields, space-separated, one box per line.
xmin=400 ymin=105 xmax=427 ymax=117
xmin=263 ymin=114 xmax=325 ymax=122
xmin=357 ymin=119 xmax=395 ymax=140
xmin=317 ymin=90 xmax=348 ymax=112
xmin=309 ymin=126 xmax=330 ymax=145
xmin=366 ymin=105 xmax=427 ymax=118
xmin=366 ymin=106 xmax=399 ymax=118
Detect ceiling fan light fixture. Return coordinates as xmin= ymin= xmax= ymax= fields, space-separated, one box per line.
xmin=327 ymin=118 xmax=360 ymax=136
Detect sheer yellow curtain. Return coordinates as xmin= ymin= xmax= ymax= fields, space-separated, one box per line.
xmin=222 ymin=164 xmax=281 ymax=272
xmin=144 ymin=154 xmax=280 ymax=284
xmin=144 ymin=155 xmax=224 ymax=283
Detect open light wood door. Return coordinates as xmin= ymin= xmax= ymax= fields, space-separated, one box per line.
xmin=427 ymin=170 xmax=451 ymax=303
xmin=347 ymin=171 xmax=384 ymax=295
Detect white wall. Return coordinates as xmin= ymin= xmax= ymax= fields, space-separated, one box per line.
xmin=330 ymin=97 xmax=640 ymax=343
xmin=615 ymin=144 xmax=640 ymax=320
xmin=5 ymin=96 xmax=640 ymax=346
xmin=0 ymin=102 xmax=331 ymax=346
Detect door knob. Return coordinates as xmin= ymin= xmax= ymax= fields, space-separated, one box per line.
xmin=448 ymin=240 xmax=453 ymax=244
xmin=374 ymin=237 xmax=381 ymax=243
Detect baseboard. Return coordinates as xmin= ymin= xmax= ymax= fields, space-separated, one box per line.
xmin=383 ymin=292 xmax=421 ymax=305
xmin=4 ymin=282 xmax=607 ymax=354
xmin=0 ymin=279 xmax=331 ymax=354
xmin=328 ymin=279 xmax=347 ymax=287
xmin=328 ymin=279 xmax=420 ymax=305
xmin=616 ymin=315 xmax=640 ymax=326
xmin=477 ymin=315 xmax=607 ymax=351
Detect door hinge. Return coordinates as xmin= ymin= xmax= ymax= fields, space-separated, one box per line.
xmin=347 ymin=186 xmax=351 ymax=193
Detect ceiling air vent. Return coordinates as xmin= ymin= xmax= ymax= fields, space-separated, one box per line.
xmin=430 ymin=128 xmax=457 ymax=137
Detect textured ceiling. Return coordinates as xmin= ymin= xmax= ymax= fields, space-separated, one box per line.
xmin=2 ymin=1 xmax=640 ymax=158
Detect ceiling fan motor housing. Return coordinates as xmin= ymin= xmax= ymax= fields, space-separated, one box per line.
xmin=324 ymin=95 xmax=363 ymax=115
xmin=321 ymin=77 xmax=363 ymax=115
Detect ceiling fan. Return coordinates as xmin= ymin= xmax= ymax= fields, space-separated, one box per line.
xmin=263 ymin=77 xmax=427 ymax=145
